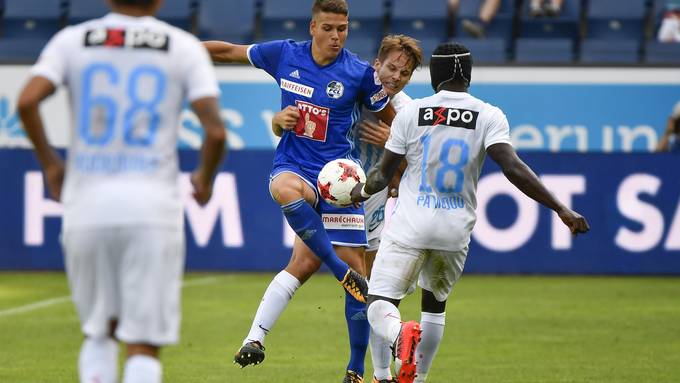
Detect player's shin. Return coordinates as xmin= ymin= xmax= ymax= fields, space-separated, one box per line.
xmin=366 ymin=299 xmax=402 ymax=344
xmin=415 ymin=312 xmax=446 ymax=382
xmin=78 ymin=337 xmax=119 ymax=383
xmin=369 ymin=330 xmax=393 ymax=380
xmin=345 ymin=291 xmax=370 ymax=376
xmin=281 ymin=199 xmax=349 ymax=280
xmin=244 ymin=270 xmax=300 ymax=345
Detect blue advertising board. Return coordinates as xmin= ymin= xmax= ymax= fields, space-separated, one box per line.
xmin=1 ymin=149 xmax=678 ymax=274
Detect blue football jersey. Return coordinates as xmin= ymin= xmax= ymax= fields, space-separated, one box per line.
xmin=248 ymin=40 xmax=389 ymax=176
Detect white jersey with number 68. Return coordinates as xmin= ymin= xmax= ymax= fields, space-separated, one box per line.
xmin=383 ymin=90 xmax=511 ymax=251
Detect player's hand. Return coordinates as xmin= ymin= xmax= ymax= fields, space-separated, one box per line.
xmin=350 ymin=182 xmax=369 ymax=205
xmin=359 ymin=119 xmax=390 ymax=148
xmin=191 ymin=170 xmax=213 ymax=206
xmin=272 ymin=106 xmax=300 ymax=137
xmin=557 ymin=208 xmax=590 ymax=236
xmin=44 ymin=161 xmax=64 ymax=201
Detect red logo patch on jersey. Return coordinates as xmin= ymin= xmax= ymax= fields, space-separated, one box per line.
xmin=294 ymin=101 xmax=329 ymax=142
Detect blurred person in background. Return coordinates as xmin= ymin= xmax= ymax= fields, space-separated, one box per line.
xmin=449 ymin=0 xmax=502 ymax=39
xmin=352 ymin=41 xmax=590 ymax=383
xmin=656 ymin=101 xmax=680 ymax=152
xmin=203 ymin=1 xmax=397 ymax=381
xmin=16 ymin=0 xmax=226 ymax=382
xmin=657 ymin=1 xmax=680 ymax=42
xmin=530 ymin=0 xmax=564 ymax=18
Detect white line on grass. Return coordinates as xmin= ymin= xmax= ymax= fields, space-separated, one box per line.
xmin=0 ymin=276 xmax=220 ymax=319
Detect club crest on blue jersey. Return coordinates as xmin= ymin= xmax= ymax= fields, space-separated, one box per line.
xmin=326 ymin=81 xmax=344 ymax=99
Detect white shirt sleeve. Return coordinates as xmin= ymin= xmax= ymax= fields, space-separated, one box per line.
xmin=181 ymin=36 xmax=220 ymax=102
xmin=30 ymin=28 xmax=73 ymax=86
xmin=657 ymin=17 xmax=680 ymax=42
xmin=384 ymin=104 xmax=411 ymax=155
xmin=483 ymin=106 xmax=512 ymax=150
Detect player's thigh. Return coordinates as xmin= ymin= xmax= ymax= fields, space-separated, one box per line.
xmin=286 ymin=236 xmax=322 ymax=283
xmin=63 ymin=228 xmax=121 ymax=338
xmin=335 ymin=244 xmax=366 ymax=275
xmin=116 ymin=226 xmax=185 ymax=346
xmin=368 ymin=236 xmax=426 ymax=300
xmin=418 ymin=247 xmax=468 ymax=302
xmin=269 ymin=171 xmax=317 ymax=205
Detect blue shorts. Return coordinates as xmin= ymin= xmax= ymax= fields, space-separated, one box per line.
xmin=270 ymin=162 xmax=367 ymax=247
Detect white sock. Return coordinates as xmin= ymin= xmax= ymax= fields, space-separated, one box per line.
xmin=78 ymin=337 xmax=119 ymax=383
xmin=414 ymin=312 xmax=446 ymax=383
xmin=122 ymin=355 xmax=162 ymax=383
xmin=367 ymin=300 xmax=402 ymax=345
xmin=369 ymin=330 xmax=392 ymax=380
xmin=244 ymin=270 xmax=300 ymax=346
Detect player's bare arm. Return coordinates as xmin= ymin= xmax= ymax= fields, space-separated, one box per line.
xmin=655 ymin=117 xmax=675 ymax=152
xmin=17 ymin=76 xmax=64 ymax=201
xmin=487 ymin=142 xmax=590 ymax=235
xmin=372 ymin=102 xmax=396 ymax=126
xmin=202 ymin=40 xmax=251 ymax=64
xmin=271 ymin=106 xmax=300 ymax=137
xmin=351 ymin=149 xmax=404 ymax=203
xmin=190 ymin=96 xmax=227 ymax=205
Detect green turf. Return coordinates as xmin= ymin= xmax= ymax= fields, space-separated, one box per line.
xmin=0 ymin=273 xmax=679 ymax=382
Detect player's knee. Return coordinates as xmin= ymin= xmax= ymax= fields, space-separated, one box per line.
xmin=271 ymin=176 xmax=313 ymax=205
xmin=367 ymin=294 xmax=400 ymax=308
xmin=126 ymin=343 xmax=159 ymax=358
xmin=421 ymin=289 xmax=446 ymax=313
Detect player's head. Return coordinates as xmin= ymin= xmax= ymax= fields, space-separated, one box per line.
xmin=108 ymin=0 xmax=162 ymax=13
xmin=430 ymin=42 xmax=472 ymax=92
xmin=374 ymin=35 xmax=423 ymax=97
xmin=310 ymin=0 xmax=349 ymax=60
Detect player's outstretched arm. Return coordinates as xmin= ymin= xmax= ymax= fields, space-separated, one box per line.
xmin=190 ymin=96 xmax=227 ymax=205
xmin=202 ymin=41 xmax=251 ymax=64
xmin=487 ymin=143 xmax=590 ymax=235
xmin=351 ymin=149 xmax=404 ymax=203
xmin=372 ymin=102 xmax=396 ymax=126
xmin=17 ymin=76 xmax=64 ymax=201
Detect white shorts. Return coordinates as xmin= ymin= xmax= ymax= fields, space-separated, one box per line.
xmin=63 ymin=225 xmax=185 ymax=346
xmin=368 ymin=236 xmax=468 ymax=302
xmin=364 ymin=187 xmax=388 ymax=252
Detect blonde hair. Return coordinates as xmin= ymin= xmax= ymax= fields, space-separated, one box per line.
xmin=377 ymin=35 xmax=423 ymax=72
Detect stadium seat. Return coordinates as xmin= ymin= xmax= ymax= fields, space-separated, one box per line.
xmin=514 ymin=38 xmax=574 ymax=63
xmin=198 ymin=0 xmax=256 ymax=43
xmin=390 ymin=0 xmax=450 ymax=41
xmin=2 ymin=0 xmax=62 ymax=39
xmin=455 ymin=38 xmax=507 ymax=64
xmin=156 ymin=0 xmax=194 ymax=31
xmin=67 ymin=0 xmax=109 ymax=25
xmin=346 ymin=0 xmax=384 ymax=41
xmin=580 ymin=39 xmax=640 ymax=63
xmin=260 ymin=0 xmax=312 ymax=41
xmin=586 ymin=0 xmax=646 ymax=41
xmin=454 ymin=0 xmax=515 ymax=46
xmin=645 ymin=41 xmax=680 ymax=64
xmin=0 ymin=37 xmax=48 ymax=62
xmin=518 ymin=0 xmax=581 ymax=40
xmin=343 ymin=35 xmax=378 ymax=63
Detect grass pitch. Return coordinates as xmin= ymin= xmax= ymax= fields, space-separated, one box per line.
xmin=0 ymin=273 xmax=679 ymax=382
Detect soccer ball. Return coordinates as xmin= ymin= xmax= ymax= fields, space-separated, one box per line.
xmin=317 ymin=159 xmax=366 ymax=207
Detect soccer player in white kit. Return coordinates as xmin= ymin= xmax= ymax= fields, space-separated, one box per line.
xmin=351 ymin=42 xmax=590 ymax=383
xmin=17 ymin=1 xmax=226 ymax=382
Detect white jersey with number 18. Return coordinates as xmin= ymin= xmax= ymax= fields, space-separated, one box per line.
xmin=30 ymin=13 xmax=219 ymax=231
xmin=383 ymin=90 xmax=511 ymax=251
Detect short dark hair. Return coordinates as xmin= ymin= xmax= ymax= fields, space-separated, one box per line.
xmin=312 ymin=0 xmax=348 ymax=16
xmin=377 ymin=35 xmax=423 ymax=73
xmin=111 ymin=0 xmax=156 ymax=7
xmin=430 ymin=42 xmax=472 ymax=91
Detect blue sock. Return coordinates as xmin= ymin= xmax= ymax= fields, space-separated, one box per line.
xmin=282 ymin=199 xmax=349 ymax=280
xmin=345 ymin=291 xmax=369 ymax=375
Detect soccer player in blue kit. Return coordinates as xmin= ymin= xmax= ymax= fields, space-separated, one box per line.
xmin=203 ymin=1 xmax=396 ymax=381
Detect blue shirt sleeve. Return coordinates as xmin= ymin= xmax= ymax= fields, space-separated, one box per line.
xmin=248 ymin=40 xmax=287 ymax=79
xmin=360 ymin=66 xmax=389 ymax=112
